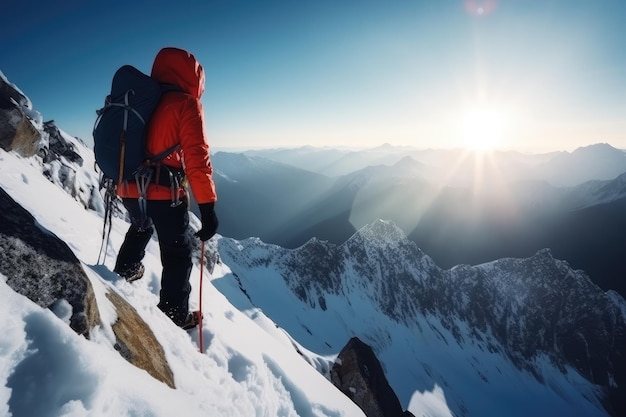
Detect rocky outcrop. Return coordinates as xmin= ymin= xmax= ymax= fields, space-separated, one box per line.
xmin=0 ymin=79 xmax=41 ymax=157
xmin=1 ymin=73 xmax=101 ymax=212
xmin=37 ymin=119 xmax=101 ymax=211
xmin=41 ymin=120 xmax=84 ymax=165
xmin=106 ymin=290 xmax=175 ymax=388
xmin=0 ymin=186 xmax=174 ymax=388
xmin=0 ymin=186 xmax=99 ymax=334
xmin=331 ymin=337 xmax=414 ymax=417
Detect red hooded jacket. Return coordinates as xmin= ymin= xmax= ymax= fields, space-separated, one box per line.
xmin=117 ymin=47 xmax=217 ymax=204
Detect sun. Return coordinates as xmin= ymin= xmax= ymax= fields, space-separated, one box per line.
xmin=460 ymin=107 xmax=507 ymax=151
xmin=464 ymin=0 xmax=498 ymax=17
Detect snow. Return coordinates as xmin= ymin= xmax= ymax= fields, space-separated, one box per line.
xmin=0 ymin=147 xmax=365 ymax=417
xmin=408 ymin=385 xmax=454 ymax=417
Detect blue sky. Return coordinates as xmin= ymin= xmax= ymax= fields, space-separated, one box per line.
xmin=2 ymin=0 xmax=626 ymax=152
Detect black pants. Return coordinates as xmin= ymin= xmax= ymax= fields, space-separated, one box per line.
xmin=115 ymin=198 xmax=192 ymax=322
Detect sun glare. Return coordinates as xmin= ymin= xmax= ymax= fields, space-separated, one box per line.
xmin=460 ymin=107 xmax=507 ymax=152
xmin=464 ymin=0 xmax=498 ymax=17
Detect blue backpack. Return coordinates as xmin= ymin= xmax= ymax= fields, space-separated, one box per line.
xmin=94 ymin=65 xmax=182 ymax=264
xmin=93 ymin=65 xmax=179 ymax=184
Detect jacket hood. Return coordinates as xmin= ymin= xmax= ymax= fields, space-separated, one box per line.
xmin=151 ymin=47 xmax=205 ymax=99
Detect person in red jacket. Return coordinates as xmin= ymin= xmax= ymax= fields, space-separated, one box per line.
xmin=114 ymin=47 xmax=218 ymax=330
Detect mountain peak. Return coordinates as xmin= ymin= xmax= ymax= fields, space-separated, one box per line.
xmin=213 ymin=151 xmax=254 ymax=166
xmin=566 ymin=142 xmax=626 ymax=161
xmin=573 ymin=142 xmax=620 ymax=153
xmin=348 ymin=219 xmax=407 ymax=245
xmin=373 ymin=142 xmax=395 ymax=150
xmin=391 ymin=155 xmax=426 ymax=173
xmin=536 ymin=142 xmax=626 ymax=186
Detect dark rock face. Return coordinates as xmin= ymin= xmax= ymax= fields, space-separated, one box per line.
xmin=331 ymin=337 xmax=414 ymax=417
xmin=0 ymin=186 xmax=175 ymax=387
xmin=0 ymin=74 xmax=28 ymax=107
xmin=37 ymin=120 xmax=98 ymax=210
xmin=0 ymin=75 xmax=41 ymax=156
xmin=0 ymin=186 xmax=99 ymax=335
xmin=41 ymin=120 xmax=84 ymax=165
xmin=0 ymin=97 xmax=41 ymax=157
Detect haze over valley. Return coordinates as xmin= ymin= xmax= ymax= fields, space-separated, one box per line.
xmin=209 ymin=143 xmax=626 ymax=299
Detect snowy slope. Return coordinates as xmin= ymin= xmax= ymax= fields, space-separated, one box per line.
xmin=0 ymin=147 xmax=366 ymax=417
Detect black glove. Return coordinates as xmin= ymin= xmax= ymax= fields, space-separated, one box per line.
xmin=195 ymin=202 xmax=219 ymax=241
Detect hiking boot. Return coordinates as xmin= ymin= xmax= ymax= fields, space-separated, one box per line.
xmin=114 ymin=262 xmax=145 ymax=282
xmin=178 ymin=312 xmax=201 ymax=330
xmin=158 ymin=301 xmax=201 ymax=330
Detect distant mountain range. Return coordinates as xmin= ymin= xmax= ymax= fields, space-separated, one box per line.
xmin=244 ymin=142 xmax=626 ymax=186
xmin=210 ymin=144 xmax=626 ymax=299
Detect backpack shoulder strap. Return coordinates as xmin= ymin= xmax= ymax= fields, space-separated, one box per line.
xmin=160 ymin=83 xmax=183 ymax=94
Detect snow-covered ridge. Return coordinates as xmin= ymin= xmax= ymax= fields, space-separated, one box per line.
xmin=218 ymin=221 xmax=626 ymax=416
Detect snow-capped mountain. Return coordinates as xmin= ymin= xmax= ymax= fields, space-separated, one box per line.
xmin=217 ymin=221 xmax=626 ymax=416
xmin=2 ymin=70 xmax=625 ymax=417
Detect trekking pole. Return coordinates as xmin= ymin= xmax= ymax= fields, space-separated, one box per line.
xmin=196 ymin=240 xmax=205 ymax=353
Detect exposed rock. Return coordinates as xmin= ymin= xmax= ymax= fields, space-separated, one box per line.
xmin=106 ymin=290 xmax=175 ymax=388
xmin=0 ymin=100 xmax=41 ymax=157
xmin=0 ymin=186 xmax=175 ymax=388
xmin=0 ymin=73 xmax=29 ymax=107
xmin=41 ymin=120 xmax=83 ymax=165
xmin=1 ymin=73 xmax=100 ymax=212
xmin=0 ymin=186 xmax=99 ymax=334
xmin=0 ymin=75 xmax=41 ymax=156
xmin=331 ymin=337 xmax=414 ymax=417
